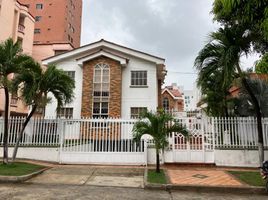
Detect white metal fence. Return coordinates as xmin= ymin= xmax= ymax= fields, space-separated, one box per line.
xmin=0 ymin=117 xmax=59 ymax=146
xmin=0 ymin=116 xmax=267 ymax=150
xmin=59 ymin=118 xmax=145 ymax=153
xmin=214 ymin=117 xmax=268 ymax=149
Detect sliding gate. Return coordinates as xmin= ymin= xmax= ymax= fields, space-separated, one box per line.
xmin=58 ymin=118 xmax=146 ymax=165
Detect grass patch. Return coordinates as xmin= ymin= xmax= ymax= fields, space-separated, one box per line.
xmin=0 ymin=162 xmax=45 ymax=176
xmin=228 ymin=171 xmax=265 ymax=187
xmin=147 ymin=169 xmax=167 ymax=184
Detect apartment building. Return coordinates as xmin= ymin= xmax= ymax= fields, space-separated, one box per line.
xmin=20 ymin=0 xmax=83 ymax=62
xmin=0 ymin=0 xmax=35 ymax=55
xmin=0 ymin=0 xmax=35 ymax=116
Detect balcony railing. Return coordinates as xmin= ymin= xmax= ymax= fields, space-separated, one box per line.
xmin=18 ymin=24 xmax=25 ymax=34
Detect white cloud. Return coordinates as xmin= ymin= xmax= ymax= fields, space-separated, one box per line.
xmin=81 ymin=0 xmax=259 ymax=90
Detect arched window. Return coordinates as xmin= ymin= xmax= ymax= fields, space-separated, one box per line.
xmin=93 ymin=63 xmax=110 ymax=118
xmin=163 ymin=97 xmax=169 ymax=111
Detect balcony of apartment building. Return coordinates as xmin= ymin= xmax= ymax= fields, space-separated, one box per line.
xmin=17 ymin=14 xmax=26 ymax=42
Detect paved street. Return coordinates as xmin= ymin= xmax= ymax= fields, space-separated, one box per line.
xmin=0 ymin=183 xmax=267 ymax=200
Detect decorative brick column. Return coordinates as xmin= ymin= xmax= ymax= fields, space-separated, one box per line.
xmin=81 ymin=56 xmax=122 ymax=118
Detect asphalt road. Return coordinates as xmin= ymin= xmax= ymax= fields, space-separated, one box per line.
xmin=0 ymin=184 xmax=267 ymax=200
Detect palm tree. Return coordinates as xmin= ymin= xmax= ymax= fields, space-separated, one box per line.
xmin=235 ymin=78 xmax=268 ymax=117
xmin=0 ymin=38 xmax=32 ymax=164
xmin=132 ymin=110 xmax=188 ymax=173
xmin=195 ymin=26 xmax=265 ymax=166
xmin=197 ymin=67 xmax=234 ymax=117
xmin=11 ymin=60 xmax=75 ymax=161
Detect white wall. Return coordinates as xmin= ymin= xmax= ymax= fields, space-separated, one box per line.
xmin=45 ymin=59 xmax=83 ymax=118
xmin=0 ymin=147 xmax=59 ymax=163
xmin=215 ymin=149 xmax=268 ymax=167
xmin=45 ymin=50 xmax=159 ymax=119
xmin=121 ymin=57 xmax=158 ymax=119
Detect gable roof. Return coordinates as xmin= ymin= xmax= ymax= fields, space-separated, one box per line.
xmin=162 ymin=88 xmax=183 ymax=100
xmin=76 ymin=49 xmax=128 ymax=66
xmin=42 ymin=39 xmax=165 ymax=65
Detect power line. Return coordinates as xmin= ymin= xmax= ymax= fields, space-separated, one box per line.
xmin=168 ymin=71 xmax=197 ymax=75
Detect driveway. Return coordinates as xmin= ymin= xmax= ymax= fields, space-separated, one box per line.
xmin=27 ymin=165 xmax=144 ymax=188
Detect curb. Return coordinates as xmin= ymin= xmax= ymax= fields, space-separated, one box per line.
xmin=144 ymin=168 xmax=266 ymax=194
xmin=0 ymin=167 xmax=50 ymax=183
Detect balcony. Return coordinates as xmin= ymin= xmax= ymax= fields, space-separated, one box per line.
xmin=18 ymin=24 xmax=25 ymax=34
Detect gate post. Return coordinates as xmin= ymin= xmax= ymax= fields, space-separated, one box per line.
xmin=202 ymin=117 xmax=205 ymax=163
xmin=58 ymin=119 xmax=64 ymax=164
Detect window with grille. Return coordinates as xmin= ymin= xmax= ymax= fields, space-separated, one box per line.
xmin=93 ymin=63 xmax=110 ymax=118
xmin=57 ymin=107 xmax=73 ymax=118
xmin=65 ymin=71 xmax=75 ymax=81
xmin=163 ymin=97 xmax=169 ymax=111
xmin=130 ymin=107 xmax=147 ymax=118
xmin=131 ymin=71 xmax=147 ymax=86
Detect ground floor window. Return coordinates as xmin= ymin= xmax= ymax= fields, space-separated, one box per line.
xmin=130 ymin=107 xmax=147 ymax=118
xmin=93 ymin=100 xmax=109 ymax=118
xmin=57 ymin=107 xmax=73 ymax=118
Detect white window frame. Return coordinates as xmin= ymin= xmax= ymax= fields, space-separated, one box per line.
xmin=130 ymin=107 xmax=147 ymax=118
xmin=92 ymin=63 xmax=110 ymax=118
xmin=163 ymin=97 xmax=169 ymax=111
xmin=65 ymin=71 xmax=75 ymax=81
xmin=57 ymin=107 xmax=73 ymax=119
xmin=130 ymin=71 xmax=147 ymax=86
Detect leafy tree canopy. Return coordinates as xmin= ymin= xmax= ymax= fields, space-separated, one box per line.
xmin=255 ymin=53 xmax=268 ymax=74
xmin=212 ymin=0 xmax=268 ymax=53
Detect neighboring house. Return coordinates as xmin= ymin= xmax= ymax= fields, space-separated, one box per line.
xmin=20 ymin=0 xmax=82 ymax=63
xmin=161 ymin=83 xmax=184 ymax=112
xmin=42 ymin=39 xmax=166 ymax=119
xmin=229 ymin=73 xmax=268 ymax=98
xmin=0 ymin=0 xmax=35 ymax=117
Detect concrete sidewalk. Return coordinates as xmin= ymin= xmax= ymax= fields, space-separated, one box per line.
xmin=26 ymin=165 xmax=145 ymax=188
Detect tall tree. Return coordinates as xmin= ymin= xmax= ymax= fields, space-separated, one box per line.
xmin=197 ymin=66 xmax=234 ymax=117
xmin=132 ymin=110 xmax=188 ymax=173
xmin=195 ymin=26 xmax=265 ymax=166
xmin=255 ymin=53 xmax=268 ymax=74
xmin=0 ymin=39 xmax=31 ymax=164
xmin=11 ymin=60 xmax=75 ymax=161
xmin=235 ymin=78 xmax=268 ymax=117
xmin=213 ymin=0 xmax=268 ymax=53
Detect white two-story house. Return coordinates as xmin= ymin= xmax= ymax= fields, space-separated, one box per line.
xmin=42 ymin=39 xmax=166 ymax=119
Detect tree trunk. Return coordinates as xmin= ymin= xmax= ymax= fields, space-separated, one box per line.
xmin=12 ymin=105 xmax=37 ymax=162
xmin=241 ymin=77 xmax=264 ymax=166
xmin=156 ymin=148 xmax=160 ymax=173
xmin=3 ymin=87 xmax=9 ymax=164
xmin=236 ymin=65 xmax=264 ymax=166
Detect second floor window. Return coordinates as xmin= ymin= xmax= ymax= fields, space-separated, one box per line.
xmin=131 ymin=71 xmax=147 ymax=86
xmin=65 ymin=71 xmax=75 ymax=81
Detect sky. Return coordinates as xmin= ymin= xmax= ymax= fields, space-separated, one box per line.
xmin=81 ymin=0 xmax=260 ymax=90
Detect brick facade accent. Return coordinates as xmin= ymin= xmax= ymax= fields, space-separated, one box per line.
xmin=162 ymin=91 xmax=184 ymax=112
xmin=81 ymin=56 xmax=122 ymax=118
